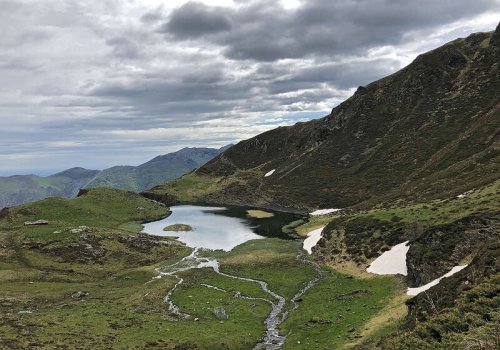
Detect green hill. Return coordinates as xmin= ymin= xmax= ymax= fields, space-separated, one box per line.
xmin=0 ymin=168 xmax=99 ymax=208
xmin=85 ymin=146 xmax=229 ymax=192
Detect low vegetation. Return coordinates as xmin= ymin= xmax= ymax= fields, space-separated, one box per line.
xmin=163 ymin=224 xmax=193 ymax=231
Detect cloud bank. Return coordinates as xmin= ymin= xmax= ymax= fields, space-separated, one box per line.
xmin=0 ymin=0 xmax=498 ymax=173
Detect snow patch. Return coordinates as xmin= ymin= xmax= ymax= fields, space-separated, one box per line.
xmin=303 ymin=226 xmax=325 ymax=254
xmin=264 ymin=169 xmax=276 ymax=177
xmin=310 ymin=208 xmax=342 ymax=216
xmin=407 ymin=265 xmax=468 ymax=296
xmin=367 ymin=241 xmax=410 ymax=276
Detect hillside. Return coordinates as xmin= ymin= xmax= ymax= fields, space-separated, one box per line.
xmin=145 ymin=26 xmax=500 ymax=211
xmin=0 ymin=146 xmax=228 ymax=208
xmin=85 ymin=146 xmax=229 ymax=192
xmin=0 ymin=168 xmax=99 ymax=208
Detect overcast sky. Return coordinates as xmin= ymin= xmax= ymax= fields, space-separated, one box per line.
xmin=1 ymin=0 xmax=499 ymax=175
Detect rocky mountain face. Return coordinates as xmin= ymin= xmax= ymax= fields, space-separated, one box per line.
xmin=1 ymin=146 xmax=228 ymax=207
xmin=147 ymin=26 xmax=499 ymax=211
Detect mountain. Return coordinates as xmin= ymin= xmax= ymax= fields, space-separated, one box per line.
xmin=0 ymin=146 xmax=229 ymax=207
xmin=145 ymin=26 xmax=499 ymax=211
xmin=0 ymin=168 xmax=99 ymax=208
xmin=1 ymin=26 xmax=499 ymax=350
xmin=84 ymin=146 xmax=230 ymax=192
xmin=139 ymin=25 xmax=500 ymax=350
xmin=141 ymin=25 xmax=500 ymax=349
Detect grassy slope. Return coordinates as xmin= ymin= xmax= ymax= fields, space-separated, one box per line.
xmin=0 ymin=188 xmax=192 ymax=348
xmin=3 ymin=180 xmax=496 ymax=349
xmin=300 ymin=180 xmax=499 ymax=349
xmin=0 ymin=188 xmax=399 ymax=349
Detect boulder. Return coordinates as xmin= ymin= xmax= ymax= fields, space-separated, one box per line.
xmin=24 ymin=220 xmax=49 ymax=226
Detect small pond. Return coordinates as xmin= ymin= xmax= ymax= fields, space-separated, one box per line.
xmin=141 ymin=205 xmax=303 ymax=251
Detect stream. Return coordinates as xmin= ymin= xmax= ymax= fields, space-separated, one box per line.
xmin=143 ymin=205 xmax=324 ymax=350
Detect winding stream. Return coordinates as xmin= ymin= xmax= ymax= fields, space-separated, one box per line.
xmin=143 ymin=205 xmax=323 ymax=349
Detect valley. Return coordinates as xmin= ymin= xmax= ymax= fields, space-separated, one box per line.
xmin=0 ymin=189 xmax=399 ymax=349
xmin=1 ymin=179 xmax=497 ymax=349
xmin=1 ymin=24 xmax=498 ymax=350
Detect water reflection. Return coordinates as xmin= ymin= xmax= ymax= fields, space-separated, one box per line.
xmin=142 ymin=205 xmax=301 ymax=251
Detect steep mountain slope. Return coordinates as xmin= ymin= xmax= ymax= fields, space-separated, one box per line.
xmin=0 ymin=168 xmax=99 ymax=208
xmin=0 ymin=146 xmax=229 ymax=208
xmin=84 ymin=146 xmax=230 ymax=192
xmin=146 ymin=26 xmax=500 ymax=211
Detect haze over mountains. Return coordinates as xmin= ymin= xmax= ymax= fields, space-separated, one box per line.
xmin=0 ymin=146 xmax=229 ymax=208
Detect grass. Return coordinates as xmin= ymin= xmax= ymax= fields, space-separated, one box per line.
xmin=163 ymin=224 xmax=193 ymax=231
xmin=281 ymin=268 xmax=398 ymax=349
xmin=148 ymin=173 xmax=223 ymax=203
xmin=2 ymin=228 xmax=399 ymax=349
xmin=214 ymin=239 xmax=317 ymax=299
xmin=356 ymin=180 xmax=499 ymax=225
xmin=0 ymin=186 xmax=415 ymax=349
xmin=247 ymin=209 xmax=275 ymax=218
xmin=296 ymin=213 xmax=343 ymax=236
xmin=0 ymin=188 xmax=171 ymax=244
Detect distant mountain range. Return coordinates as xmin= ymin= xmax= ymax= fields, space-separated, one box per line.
xmin=0 ymin=146 xmax=229 ymax=208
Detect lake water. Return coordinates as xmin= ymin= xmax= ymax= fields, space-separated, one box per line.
xmin=142 ymin=205 xmax=302 ymax=251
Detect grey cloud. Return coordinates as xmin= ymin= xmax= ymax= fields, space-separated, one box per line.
xmin=163 ymin=2 xmax=232 ymax=39
xmin=271 ymin=59 xmax=401 ymax=90
xmin=164 ymin=0 xmax=499 ymax=61
xmin=0 ymin=0 xmax=498 ymax=173
xmin=106 ymin=37 xmax=142 ymax=59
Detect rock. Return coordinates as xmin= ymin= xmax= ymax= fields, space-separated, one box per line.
xmin=18 ymin=310 xmax=33 ymax=314
xmin=83 ymin=243 xmax=93 ymax=250
xmin=348 ymin=325 xmax=355 ymax=332
xmin=69 ymin=226 xmax=91 ymax=234
xmin=71 ymin=291 xmax=89 ymax=299
xmin=308 ymin=318 xmax=333 ymax=325
xmin=24 ymin=220 xmax=49 ymax=226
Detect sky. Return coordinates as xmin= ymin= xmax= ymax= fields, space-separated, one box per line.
xmin=0 ymin=0 xmax=499 ymax=175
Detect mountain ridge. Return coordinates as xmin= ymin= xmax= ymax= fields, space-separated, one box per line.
xmin=146 ymin=27 xmax=499 ymax=211
xmin=0 ymin=146 xmax=229 ymax=207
